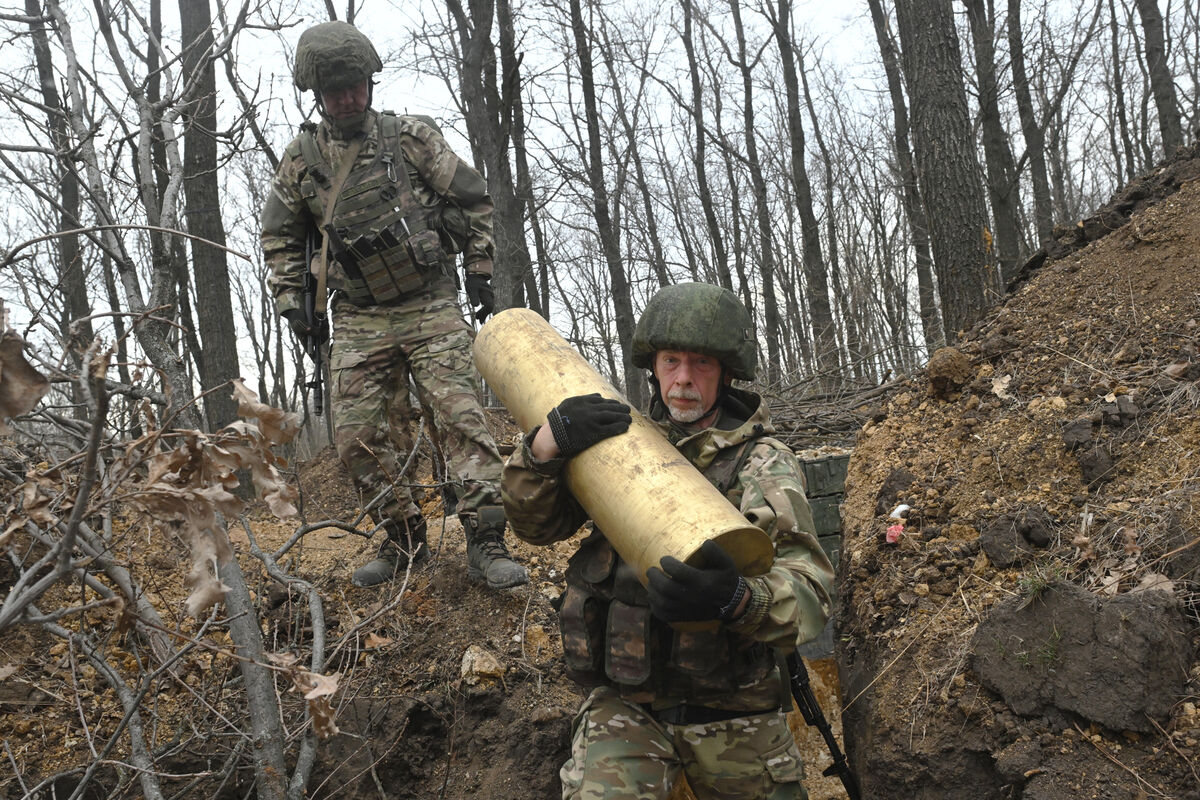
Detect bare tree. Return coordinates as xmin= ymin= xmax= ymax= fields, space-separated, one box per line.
xmin=444 ymin=0 xmax=535 ymax=315
xmin=567 ymin=0 xmax=644 ymax=408
xmin=179 ymin=0 xmax=240 ymax=430
xmin=866 ymin=0 xmax=942 ymax=353
xmin=1007 ymin=0 xmax=1056 ymax=246
xmin=680 ymin=0 xmax=733 ymax=293
xmin=963 ymin=0 xmax=1024 ymax=284
xmin=766 ymin=0 xmax=839 ymax=382
xmin=1133 ymin=0 xmax=1184 ymax=155
xmin=894 ymin=0 xmax=994 ymax=338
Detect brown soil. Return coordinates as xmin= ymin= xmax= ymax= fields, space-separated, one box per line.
xmin=838 ymin=149 xmax=1200 ymax=798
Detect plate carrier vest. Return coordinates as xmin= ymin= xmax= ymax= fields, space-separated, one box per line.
xmin=557 ymin=433 xmax=788 ymax=704
xmin=297 ymin=112 xmax=468 ymax=306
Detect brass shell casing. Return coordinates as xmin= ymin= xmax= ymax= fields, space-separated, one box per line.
xmin=474 ymin=308 xmax=773 ymax=583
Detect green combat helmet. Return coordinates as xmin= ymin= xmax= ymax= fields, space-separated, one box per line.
xmin=632 ymin=282 xmax=757 ymax=380
xmin=293 ymin=21 xmax=382 ymax=92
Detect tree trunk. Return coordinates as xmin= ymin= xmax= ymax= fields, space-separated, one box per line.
xmin=770 ymin=0 xmax=839 ymax=382
xmin=798 ymin=39 xmax=864 ymax=382
xmin=179 ymin=0 xmax=239 ymax=431
xmin=1133 ymin=0 xmax=1183 ymax=155
xmin=494 ymin=0 xmax=539 ymax=313
xmin=598 ymin=24 xmax=670 ymax=288
xmin=445 ymin=0 xmax=530 ymax=315
xmin=727 ymin=0 xmax=784 ymax=382
xmin=495 ymin=0 xmax=546 ymax=317
xmin=54 ymin=0 xmax=201 ymax=429
xmin=963 ymin=0 xmax=1023 ymax=286
xmin=866 ymin=0 xmax=942 ymax=353
xmin=1109 ymin=0 xmax=1139 ymax=182
xmin=894 ymin=0 xmax=994 ymax=339
xmin=1007 ymin=0 xmax=1055 ymax=247
xmin=681 ymin=0 xmax=733 ymax=292
xmin=26 ymin=0 xmax=93 ymax=399
xmin=568 ymin=0 xmax=644 ymax=408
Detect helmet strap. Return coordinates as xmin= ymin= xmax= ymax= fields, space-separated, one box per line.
xmin=694 ymin=365 xmax=727 ymax=426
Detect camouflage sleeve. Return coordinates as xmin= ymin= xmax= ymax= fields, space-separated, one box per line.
xmin=398 ymin=119 xmax=495 ymax=275
xmin=501 ymin=427 xmax=591 ymax=546
xmin=261 ymin=139 xmax=313 ymax=317
xmin=725 ymin=442 xmax=835 ymax=649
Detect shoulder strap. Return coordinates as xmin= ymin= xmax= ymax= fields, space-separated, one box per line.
xmin=312 ymin=132 xmax=366 ymax=316
xmin=295 ymin=125 xmax=334 ymax=233
xmin=710 ymin=434 xmax=764 ymax=496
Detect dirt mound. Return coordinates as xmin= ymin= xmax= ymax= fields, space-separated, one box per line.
xmin=837 ymin=160 xmax=1200 ymax=796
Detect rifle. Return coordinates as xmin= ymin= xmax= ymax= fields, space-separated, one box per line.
xmin=303 ymin=228 xmax=329 ymax=416
xmin=786 ymin=650 xmax=861 ymax=800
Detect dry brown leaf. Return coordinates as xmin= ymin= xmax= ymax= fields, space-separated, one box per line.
xmin=0 ymin=329 xmax=50 ymax=432
xmin=1 ymin=517 xmax=24 ymax=549
xmin=183 ymin=531 xmax=232 ymax=618
xmin=265 ymin=652 xmax=300 ymax=667
xmin=364 ymin=633 xmax=392 ymax=650
xmin=287 ymin=668 xmax=342 ymax=739
xmin=20 ymin=477 xmax=58 ymax=526
xmin=1164 ymin=362 xmax=1189 ymax=379
xmin=298 ymin=670 xmax=341 ymax=700
xmin=308 ymin=696 xmax=340 ymax=739
xmin=1131 ymin=573 xmax=1174 ymax=595
xmin=991 ymin=374 xmax=1013 ymax=400
xmin=231 ymin=379 xmax=303 ymax=445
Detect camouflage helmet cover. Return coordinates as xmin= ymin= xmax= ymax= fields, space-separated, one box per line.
xmin=632 ymin=282 xmax=757 ymax=380
xmin=293 ymin=21 xmax=383 ymax=92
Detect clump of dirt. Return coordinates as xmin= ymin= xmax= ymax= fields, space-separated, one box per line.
xmin=838 ymin=158 xmax=1200 ymax=797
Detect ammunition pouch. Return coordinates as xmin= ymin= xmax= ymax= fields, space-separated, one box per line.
xmin=297 ymin=113 xmax=463 ymax=308
xmin=557 ymin=528 xmax=774 ymax=703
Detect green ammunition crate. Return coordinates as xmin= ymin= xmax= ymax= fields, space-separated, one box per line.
xmin=801 ymin=453 xmax=850 ymax=498
xmin=809 ymin=495 xmax=842 ymax=537
xmin=818 ymin=533 xmax=841 ymax=569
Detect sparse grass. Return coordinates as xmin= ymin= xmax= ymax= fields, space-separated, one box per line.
xmin=1017 ymin=562 xmax=1065 ymax=608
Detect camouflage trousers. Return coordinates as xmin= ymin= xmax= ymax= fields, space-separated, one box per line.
xmin=329 ymin=288 xmax=503 ymax=526
xmin=561 ymin=686 xmax=808 ymax=800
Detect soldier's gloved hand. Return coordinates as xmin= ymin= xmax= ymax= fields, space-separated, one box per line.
xmin=647 ymin=540 xmax=748 ymax=623
xmin=282 ymin=309 xmax=310 ymax=342
xmin=546 ymin=393 xmax=632 ymax=458
xmin=465 ymin=272 xmax=495 ymax=323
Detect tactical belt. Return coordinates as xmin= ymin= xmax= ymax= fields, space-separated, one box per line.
xmin=641 ymin=702 xmax=778 ymax=726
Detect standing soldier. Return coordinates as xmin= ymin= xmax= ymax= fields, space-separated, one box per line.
xmin=261 ymin=20 xmax=527 ymax=590
xmin=501 ymin=283 xmax=834 ymax=798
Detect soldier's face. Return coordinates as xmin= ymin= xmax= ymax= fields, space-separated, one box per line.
xmin=654 ymin=350 xmax=725 ymax=427
xmin=320 ymin=81 xmax=369 ymax=119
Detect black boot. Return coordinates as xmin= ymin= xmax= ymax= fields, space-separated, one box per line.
xmin=352 ymin=516 xmax=429 ymax=587
xmin=461 ymin=506 xmax=528 ymax=590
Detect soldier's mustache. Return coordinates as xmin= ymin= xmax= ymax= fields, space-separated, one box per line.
xmin=667 ymin=387 xmax=701 ymax=403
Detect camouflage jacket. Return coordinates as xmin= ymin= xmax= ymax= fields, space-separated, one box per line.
xmin=502 ymin=386 xmax=835 ymax=709
xmin=262 ymin=109 xmax=495 ymax=317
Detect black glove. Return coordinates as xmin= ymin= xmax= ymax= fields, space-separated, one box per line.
xmin=465 ymin=272 xmax=495 ymax=323
xmin=545 ymin=393 xmax=632 ymax=458
xmin=282 ymin=308 xmax=310 ymax=342
xmin=647 ymin=540 xmax=748 ymax=623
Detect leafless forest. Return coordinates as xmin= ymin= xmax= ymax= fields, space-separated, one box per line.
xmin=0 ymin=0 xmax=1196 ymax=797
